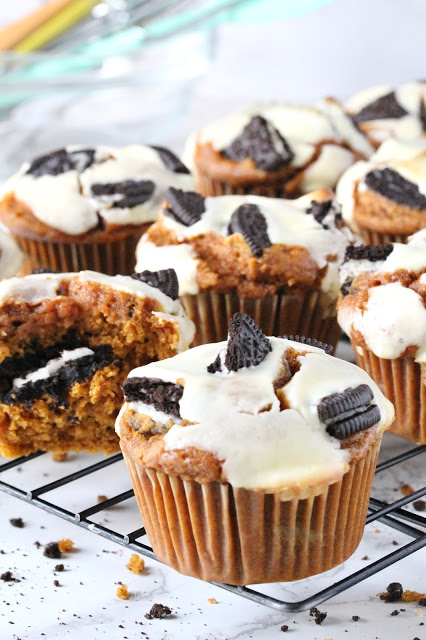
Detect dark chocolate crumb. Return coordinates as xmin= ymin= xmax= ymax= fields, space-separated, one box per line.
xmin=54 ymin=564 xmax=65 ymax=572
xmin=34 ymin=541 xmax=41 ymax=548
xmin=309 ymin=607 xmax=327 ymax=625
xmin=222 ymin=115 xmax=294 ymax=171
xmin=43 ymin=542 xmax=62 ymax=559
xmin=353 ymin=91 xmax=408 ymax=125
xmin=228 ymin=203 xmax=271 ymax=257
xmin=392 ymin=540 xmax=399 ymax=546
xmin=9 ymin=518 xmax=24 ymax=528
xmin=144 ymin=603 xmax=172 ymax=620
xmin=352 ymin=615 xmax=360 ymax=621
xmin=381 ymin=582 xmax=403 ymax=603
xmin=53 ymin=580 xmax=61 ymax=587
xmin=420 ymin=97 xmax=426 ymax=132
xmin=419 ymin=598 xmax=426 ymax=606
xmin=1 ymin=571 xmax=20 ymax=583
xmin=131 ymin=269 xmax=179 ymax=300
xmin=150 ymin=146 xmax=190 ymax=174
xmin=390 ymin=610 xmax=400 ymax=616
xmin=280 ymin=624 xmax=289 ymax=632
xmin=164 ymin=187 xmax=205 ymax=226
xmin=413 ymin=500 xmax=426 ymax=512
xmin=365 ymin=168 xmax=426 ymax=210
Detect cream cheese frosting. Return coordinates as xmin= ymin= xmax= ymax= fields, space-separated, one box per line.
xmin=117 ymin=337 xmax=393 ymax=491
xmin=0 ymin=270 xmax=195 ymax=351
xmin=136 ymin=192 xmax=355 ymax=298
xmin=338 ymin=231 xmax=426 ymax=363
xmin=0 ymin=224 xmax=23 ymax=279
xmin=336 ymin=138 xmax=426 ymax=228
xmin=346 ymin=81 xmax=426 ymax=145
xmin=0 ymin=145 xmax=194 ymax=235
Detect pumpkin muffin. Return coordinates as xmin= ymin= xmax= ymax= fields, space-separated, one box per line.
xmin=338 ymin=230 xmax=426 ymax=443
xmin=117 ymin=313 xmax=394 ymax=585
xmin=0 ymin=269 xmax=194 ymax=458
xmin=346 ymin=81 xmax=426 ymax=148
xmin=135 ymin=187 xmax=357 ymax=347
xmin=336 ymin=138 xmax=426 ymax=244
xmin=0 ymin=145 xmax=194 ymax=275
xmin=184 ymin=99 xmax=373 ymax=198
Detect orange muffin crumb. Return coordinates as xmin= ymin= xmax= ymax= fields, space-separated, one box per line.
xmin=58 ymin=539 xmax=74 ymax=553
xmin=208 ymin=598 xmax=217 ymax=604
xmin=126 ymin=554 xmax=145 ymax=574
xmin=116 ymin=584 xmax=129 ymax=600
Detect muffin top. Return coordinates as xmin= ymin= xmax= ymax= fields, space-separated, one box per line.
xmin=338 ymin=231 xmax=426 ymax=362
xmin=346 ymin=81 xmax=426 ymax=146
xmin=117 ymin=313 xmax=393 ymax=492
xmin=0 ymin=225 xmax=23 ymax=279
xmin=0 ymin=145 xmax=194 ymax=240
xmin=185 ymin=100 xmax=373 ymax=192
xmin=0 ymin=268 xmax=195 ymax=356
xmin=336 ymin=138 xmax=426 ymax=233
xmin=136 ymin=188 xmax=355 ymax=298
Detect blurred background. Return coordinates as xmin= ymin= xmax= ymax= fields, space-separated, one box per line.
xmin=0 ymin=0 xmax=424 ymax=177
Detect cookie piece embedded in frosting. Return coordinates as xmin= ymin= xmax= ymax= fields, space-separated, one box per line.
xmin=131 ymin=269 xmax=179 ymax=301
xmin=280 ymin=335 xmax=333 ymax=355
xmin=364 ymin=168 xmax=426 ymax=210
xmin=344 ymin=243 xmax=394 ymax=263
xmin=227 ymin=203 xmax=272 ymax=257
xmin=150 ymin=146 xmax=190 ymax=174
xmin=123 ymin=376 xmax=183 ymax=419
xmin=353 ymin=92 xmax=409 ymax=126
xmin=207 ymin=312 xmax=272 ymax=373
xmin=91 ymin=180 xmax=155 ymax=208
xmin=318 ymin=384 xmax=381 ymax=439
xmin=26 ymin=148 xmax=96 ymax=177
xmin=164 ymin=188 xmax=205 ymax=226
xmin=222 ymin=115 xmax=295 ymax=172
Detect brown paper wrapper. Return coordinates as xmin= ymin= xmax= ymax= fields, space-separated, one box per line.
xmin=14 ymin=227 xmax=146 ymax=276
xmin=194 ymin=168 xmax=303 ymax=199
xmin=121 ymin=437 xmax=381 ymax=585
xmin=353 ymin=345 xmax=426 ymax=444
xmin=180 ymin=289 xmax=341 ymax=349
xmin=357 ymin=227 xmax=410 ymax=246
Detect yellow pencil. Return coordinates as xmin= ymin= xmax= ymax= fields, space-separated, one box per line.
xmin=14 ymin=0 xmax=99 ymax=53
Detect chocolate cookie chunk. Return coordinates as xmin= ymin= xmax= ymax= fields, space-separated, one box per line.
xmin=91 ymin=180 xmax=155 ymax=208
xmin=164 ymin=188 xmax=205 ymax=226
xmin=365 ymin=168 xmax=426 ymax=210
xmin=131 ymin=269 xmax=179 ymax=300
xmin=228 ymin=204 xmax=271 ymax=257
xmin=26 ymin=148 xmax=96 ymax=177
xmin=222 ymin=115 xmax=294 ymax=172
xmin=353 ymin=92 xmax=408 ymax=125
xmin=318 ymin=383 xmax=381 ymax=439
xmin=344 ymin=243 xmax=394 ymax=262
xmin=122 ymin=377 xmax=183 ymax=418
xmin=280 ymin=335 xmax=333 ymax=355
xmin=207 ymin=312 xmax=271 ymax=373
xmin=307 ymin=200 xmax=334 ymax=226
xmin=151 ymin=146 xmax=190 ymax=174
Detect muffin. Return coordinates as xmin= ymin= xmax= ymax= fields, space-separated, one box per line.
xmin=184 ymin=99 xmax=373 ymax=198
xmin=337 ymin=138 xmax=426 ymax=244
xmin=337 ymin=231 xmax=426 ymax=443
xmin=0 ymin=224 xmax=23 ymax=278
xmin=135 ymin=187 xmax=356 ymax=348
xmin=0 ymin=145 xmax=194 ymax=275
xmin=0 ymin=269 xmax=194 ymax=458
xmin=117 ymin=313 xmax=394 ymax=585
xmin=346 ymin=81 xmax=426 ymax=148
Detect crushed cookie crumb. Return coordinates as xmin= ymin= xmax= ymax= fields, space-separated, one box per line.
xmin=126 ymin=554 xmax=145 ymax=574
xmin=309 ymin=607 xmax=327 ymax=625
xmin=54 ymin=564 xmax=65 ymax=572
xmin=144 ymin=603 xmax=172 ymax=619
xmin=43 ymin=542 xmax=61 ymax=559
xmin=54 ymin=580 xmax=61 ymax=587
xmin=9 ymin=518 xmax=24 ymax=528
xmin=1 ymin=571 xmax=20 ymax=583
xmin=390 ymin=610 xmax=400 ymax=616
xmin=58 ymin=539 xmax=74 ymax=553
xmin=413 ymin=500 xmax=425 ymax=512
xmin=280 ymin=624 xmax=289 ymax=632
xmin=352 ymin=615 xmax=360 ymax=621
xmin=116 ymin=585 xmax=129 ymax=600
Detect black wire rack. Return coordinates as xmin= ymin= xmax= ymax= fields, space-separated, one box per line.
xmin=1 ymin=443 xmax=425 ymax=612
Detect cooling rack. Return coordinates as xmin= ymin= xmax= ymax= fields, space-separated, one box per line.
xmin=1 ymin=443 xmax=425 ymax=612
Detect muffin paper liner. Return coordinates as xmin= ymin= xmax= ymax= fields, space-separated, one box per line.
xmin=194 ymin=169 xmax=301 ymax=199
xmin=353 ymin=345 xmax=426 ymax=444
xmin=15 ymin=227 xmax=146 ymax=276
xmin=180 ymin=289 xmax=341 ymax=349
xmin=121 ymin=437 xmax=381 ymax=585
xmin=357 ymin=227 xmax=410 ymax=246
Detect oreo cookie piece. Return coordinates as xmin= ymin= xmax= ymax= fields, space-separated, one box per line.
xmin=340 ymin=278 xmax=353 ymax=297
xmin=280 ymin=335 xmax=333 ymax=355
xmin=318 ymin=383 xmax=381 ymax=439
xmin=26 ymin=148 xmax=96 ymax=177
xmin=150 ymin=146 xmax=190 ymax=174
xmin=365 ymin=167 xmax=426 ymax=210
xmin=91 ymin=180 xmax=155 ymax=208
xmin=164 ymin=187 xmax=205 ymax=226
xmin=222 ymin=115 xmax=294 ymax=172
xmin=228 ymin=204 xmax=271 ymax=257
xmin=207 ymin=312 xmax=271 ymax=373
xmin=420 ymin=97 xmax=426 ymax=132
xmin=353 ymin=91 xmax=408 ymax=125
xmin=122 ymin=376 xmax=183 ymax=419
xmin=31 ymin=267 xmax=58 ymax=275
xmin=131 ymin=269 xmax=179 ymax=300
xmin=344 ymin=243 xmax=394 ymax=263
